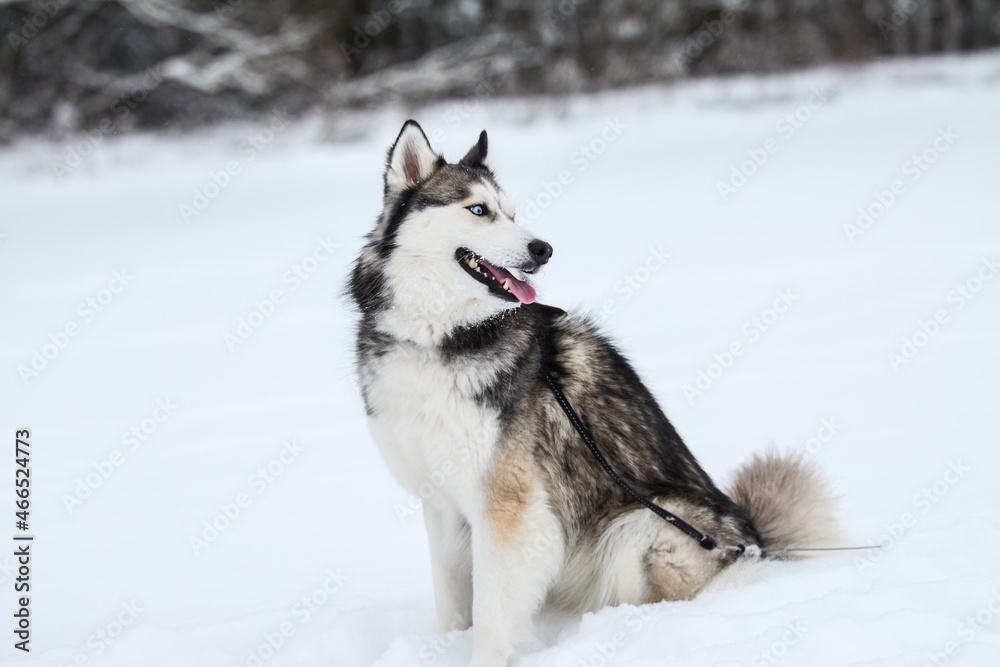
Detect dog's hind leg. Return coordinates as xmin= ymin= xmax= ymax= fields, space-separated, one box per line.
xmin=470 ymin=452 xmax=564 ymax=667
xmin=606 ymin=500 xmax=736 ymax=603
xmin=424 ymin=503 xmax=473 ymax=631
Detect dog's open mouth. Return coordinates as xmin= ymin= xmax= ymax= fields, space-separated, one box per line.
xmin=456 ymin=248 xmax=536 ymax=305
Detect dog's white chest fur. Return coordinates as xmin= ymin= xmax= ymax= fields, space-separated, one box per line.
xmin=364 ymin=342 xmax=500 ymax=510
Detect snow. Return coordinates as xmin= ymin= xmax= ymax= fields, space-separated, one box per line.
xmin=1 ymin=51 xmax=999 ymax=666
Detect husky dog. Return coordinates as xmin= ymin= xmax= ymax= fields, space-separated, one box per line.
xmin=350 ymin=120 xmax=839 ymax=667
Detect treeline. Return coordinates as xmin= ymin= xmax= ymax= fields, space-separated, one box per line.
xmin=1 ymin=0 xmax=997 ymax=141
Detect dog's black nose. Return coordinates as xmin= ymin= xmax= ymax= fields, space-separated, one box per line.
xmin=528 ymin=239 xmax=553 ymax=266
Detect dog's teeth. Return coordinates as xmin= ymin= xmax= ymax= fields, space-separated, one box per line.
xmin=467 ymin=259 xmax=478 ymax=269
xmin=502 ymin=279 xmax=511 ymax=291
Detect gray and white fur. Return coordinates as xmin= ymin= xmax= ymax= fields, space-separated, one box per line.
xmin=349 ymin=120 xmax=840 ymax=667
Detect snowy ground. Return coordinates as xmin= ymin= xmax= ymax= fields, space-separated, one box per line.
xmin=1 ymin=52 xmax=998 ymax=667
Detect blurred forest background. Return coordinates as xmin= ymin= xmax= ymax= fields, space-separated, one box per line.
xmin=1 ymin=0 xmax=998 ymax=143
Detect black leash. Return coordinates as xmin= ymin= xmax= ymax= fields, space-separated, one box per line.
xmin=544 ymin=373 xmax=737 ymax=553
xmin=544 ymin=372 xmax=883 ymax=558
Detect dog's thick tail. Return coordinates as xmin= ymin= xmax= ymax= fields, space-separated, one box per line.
xmin=728 ymin=450 xmax=841 ymax=556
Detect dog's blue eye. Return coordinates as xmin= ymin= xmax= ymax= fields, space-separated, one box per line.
xmin=468 ymin=204 xmax=485 ymax=216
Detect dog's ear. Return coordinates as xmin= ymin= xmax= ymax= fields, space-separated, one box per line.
xmin=459 ymin=130 xmax=491 ymax=170
xmin=385 ymin=120 xmax=441 ymax=196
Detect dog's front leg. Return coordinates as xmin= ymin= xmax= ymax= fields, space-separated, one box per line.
xmin=423 ymin=503 xmax=473 ymax=631
xmin=469 ymin=464 xmax=563 ymax=667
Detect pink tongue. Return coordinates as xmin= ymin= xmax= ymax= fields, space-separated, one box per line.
xmin=506 ymin=276 xmax=536 ymax=304
xmin=483 ymin=263 xmax=536 ymax=304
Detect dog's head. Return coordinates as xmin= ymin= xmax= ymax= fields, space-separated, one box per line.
xmin=351 ymin=120 xmax=552 ymax=345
